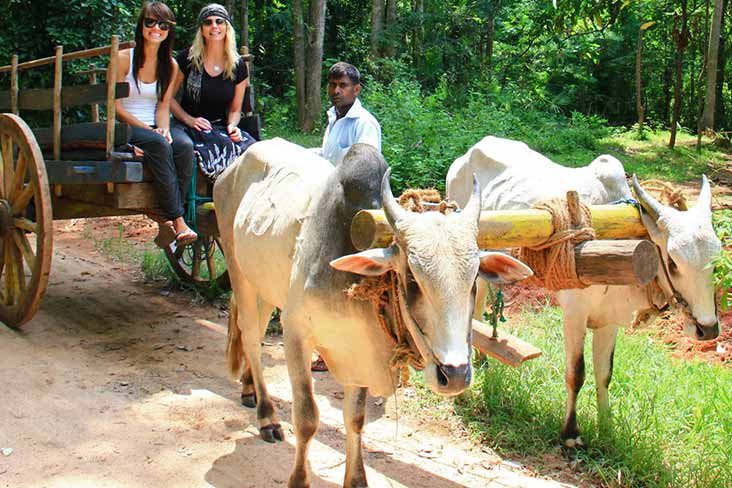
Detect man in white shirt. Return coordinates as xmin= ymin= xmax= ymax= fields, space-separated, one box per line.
xmin=316 ymin=62 xmax=381 ymax=166
xmin=311 ymin=62 xmax=382 ymax=372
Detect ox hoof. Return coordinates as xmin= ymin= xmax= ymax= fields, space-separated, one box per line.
xmin=260 ymin=423 xmax=284 ymax=443
xmin=241 ymin=392 xmax=257 ymax=408
xmin=562 ymin=436 xmax=586 ymax=450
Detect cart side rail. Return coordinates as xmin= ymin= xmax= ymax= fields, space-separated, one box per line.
xmin=0 ymin=36 xmax=134 ymax=159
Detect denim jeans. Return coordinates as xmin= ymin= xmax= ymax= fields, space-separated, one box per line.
xmin=130 ymin=126 xmax=194 ymax=220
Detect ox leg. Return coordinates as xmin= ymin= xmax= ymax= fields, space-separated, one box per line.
xmin=284 ymin=326 xmax=319 ymax=488
xmin=240 ymin=366 xmax=256 ymax=408
xmin=561 ymin=315 xmax=587 ymax=449
xmin=241 ymin=303 xmax=276 ymax=408
xmin=238 ymin=282 xmax=282 ymax=443
xmin=343 ymin=386 xmax=368 ymax=487
xmin=592 ymin=325 xmax=618 ymax=437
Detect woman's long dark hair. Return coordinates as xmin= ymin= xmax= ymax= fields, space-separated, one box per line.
xmin=132 ymin=1 xmax=176 ymax=100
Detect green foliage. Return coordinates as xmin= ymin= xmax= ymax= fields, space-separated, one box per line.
xmin=712 ymin=210 xmax=732 ymax=310
xmin=419 ymin=306 xmax=732 ymax=487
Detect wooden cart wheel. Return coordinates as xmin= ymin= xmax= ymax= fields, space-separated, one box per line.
xmin=164 ymin=235 xmax=229 ymax=289
xmin=0 ymin=114 xmax=53 ymax=328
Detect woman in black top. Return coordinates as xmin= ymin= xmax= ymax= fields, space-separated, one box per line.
xmin=170 ymin=3 xmax=254 ymax=179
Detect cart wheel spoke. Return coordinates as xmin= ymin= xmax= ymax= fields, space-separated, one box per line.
xmin=164 ymin=232 xmax=229 ymax=288
xmin=11 ymin=182 xmax=34 ymax=216
xmin=191 ymin=241 xmax=202 ymax=279
xmin=12 ymin=229 xmax=35 ymax=269
xmin=0 ymin=134 xmax=13 ymax=199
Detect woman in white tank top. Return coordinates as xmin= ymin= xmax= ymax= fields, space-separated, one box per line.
xmin=115 ymin=1 xmax=197 ymax=246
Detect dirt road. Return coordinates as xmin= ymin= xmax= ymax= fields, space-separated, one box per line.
xmin=0 ymin=217 xmax=578 ymax=488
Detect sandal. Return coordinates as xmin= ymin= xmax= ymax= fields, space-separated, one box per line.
xmin=153 ymin=220 xmax=176 ymax=248
xmin=310 ymin=355 xmax=328 ymax=372
xmin=175 ymin=227 xmax=198 ymax=247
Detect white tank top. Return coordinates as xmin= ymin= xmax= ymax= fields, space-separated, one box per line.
xmin=120 ymin=49 xmax=158 ymax=126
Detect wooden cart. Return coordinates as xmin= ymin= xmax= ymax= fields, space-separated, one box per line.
xmin=0 ymin=35 xmax=257 ymax=328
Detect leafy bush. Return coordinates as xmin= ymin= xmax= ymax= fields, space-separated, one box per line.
xmin=712 ymin=210 xmax=732 ymax=310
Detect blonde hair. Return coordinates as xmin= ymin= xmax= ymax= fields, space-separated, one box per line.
xmin=188 ymin=19 xmax=240 ymax=81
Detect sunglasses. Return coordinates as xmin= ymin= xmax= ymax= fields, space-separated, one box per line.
xmin=143 ymin=18 xmax=173 ymax=31
xmin=202 ymin=17 xmax=227 ymax=26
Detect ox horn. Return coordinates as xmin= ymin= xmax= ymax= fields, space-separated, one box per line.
xmin=381 ymin=168 xmax=409 ymax=230
xmin=459 ymin=174 xmax=482 ymax=225
xmin=632 ymin=174 xmax=665 ymax=221
xmin=694 ymin=175 xmax=713 ymax=217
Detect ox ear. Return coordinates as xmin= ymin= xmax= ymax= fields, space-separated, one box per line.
xmin=330 ymin=247 xmax=396 ymax=276
xmin=479 ymin=251 xmax=533 ymax=283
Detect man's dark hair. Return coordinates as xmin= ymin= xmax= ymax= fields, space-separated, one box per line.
xmin=328 ymin=62 xmax=360 ymax=85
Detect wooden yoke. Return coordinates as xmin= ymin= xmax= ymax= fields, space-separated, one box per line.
xmin=351 ymin=201 xmax=658 ymax=287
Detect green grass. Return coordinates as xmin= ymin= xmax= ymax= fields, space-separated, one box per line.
xmin=409 ymin=305 xmax=732 ymax=487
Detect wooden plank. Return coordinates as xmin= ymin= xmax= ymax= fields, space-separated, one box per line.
xmin=43 ymin=160 xmax=143 ymax=185
xmin=106 ymin=36 xmax=119 ymax=159
xmin=53 ymin=46 xmax=63 ymax=160
xmin=113 ymin=182 xmax=158 ymax=209
xmin=51 ymin=195 xmax=139 ymax=220
xmin=351 ymin=204 xmax=649 ymax=251
xmin=0 ymin=41 xmax=135 ymax=73
xmin=472 ymin=319 xmax=542 ymax=367
xmin=10 ymin=55 xmax=18 ymax=115
xmin=33 ymin=122 xmax=130 ymax=150
xmin=0 ymin=83 xmax=129 ymax=112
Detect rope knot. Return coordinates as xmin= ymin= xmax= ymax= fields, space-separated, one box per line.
xmin=516 ymin=195 xmax=595 ymax=290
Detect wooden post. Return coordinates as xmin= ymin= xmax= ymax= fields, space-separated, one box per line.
xmin=240 ymin=46 xmax=255 ymax=116
xmin=10 ymin=55 xmax=18 ymax=115
xmin=106 ymin=35 xmax=120 ymax=159
xmin=89 ymin=63 xmax=99 ymax=123
xmin=566 ymin=190 xmax=581 ymax=228
xmin=472 ymin=319 xmax=542 ymax=367
xmin=53 ymin=46 xmax=63 ymax=161
xmin=351 ymin=204 xmax=649 ymax=251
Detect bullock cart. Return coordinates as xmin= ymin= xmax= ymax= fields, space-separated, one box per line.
xmin=0 ymin=36 xmax=259 ymax=328
xmin=351 ymin=191 xmax=660 ymax=366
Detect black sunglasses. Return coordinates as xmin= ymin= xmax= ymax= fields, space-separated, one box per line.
xmin=202 ymin=17 xmax=227 ymax=26
xmin=143 ymin=18 xmax=173 ymax=31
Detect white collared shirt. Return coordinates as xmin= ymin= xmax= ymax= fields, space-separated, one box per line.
xmin=318 ymin=98 xmax=381 ymax=166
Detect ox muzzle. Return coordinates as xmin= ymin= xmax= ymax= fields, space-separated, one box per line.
xmin=432 ymin=362 xmax=472 ymax=395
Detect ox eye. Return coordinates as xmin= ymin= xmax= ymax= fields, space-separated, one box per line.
xmin=668 ymin=258 xmax=678 ymax=275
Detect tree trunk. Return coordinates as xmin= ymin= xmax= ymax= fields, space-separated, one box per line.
xmin=412 ymin=0 xmax=424 ymax=68
xmin=384 ymin=0 xmax=398 ymax=57
xmin=484 ymin=0 xmax=501 ymax=78
xmin=715 ymin=0 xmax=727 ymax=127
xmin=701 ymin=0 xmax=724 ymax=130
xmin=662 ymin=50 xmax=673 ymax=124
xmin=240 ymin=0 xmax=250 ymax=48
xmin=670 ymin=1 xmax=689 ymax=148
xmin=371 ymin=0 xmax=385 ymax=57
xmin=636 ymin=27 xmax=646 ymax=134
xmin=304 ymin=0 xmax=327 ymax=132
xmin=293 ymin=0 xmax=307 ymax=129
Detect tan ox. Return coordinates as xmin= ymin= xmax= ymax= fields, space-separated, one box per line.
xmin=215 ymin=140 xmax=532 ymax=488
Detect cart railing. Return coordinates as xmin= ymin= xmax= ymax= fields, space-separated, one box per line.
xmin=0 ymin=36 xmax=134 ymax=160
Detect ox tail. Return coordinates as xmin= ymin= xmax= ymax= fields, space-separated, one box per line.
xmin=226 ymin=294 xmax=245 ymax=380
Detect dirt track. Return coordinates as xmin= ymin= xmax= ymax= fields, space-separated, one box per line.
xmin=0 ymin=217 xmax=580 ymax=488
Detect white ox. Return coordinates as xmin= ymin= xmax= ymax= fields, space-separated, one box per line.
xmin=214 ymin=139 xmax=532 ymax=488
xmin=446 ymin=136 xmax=721 ymax=448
